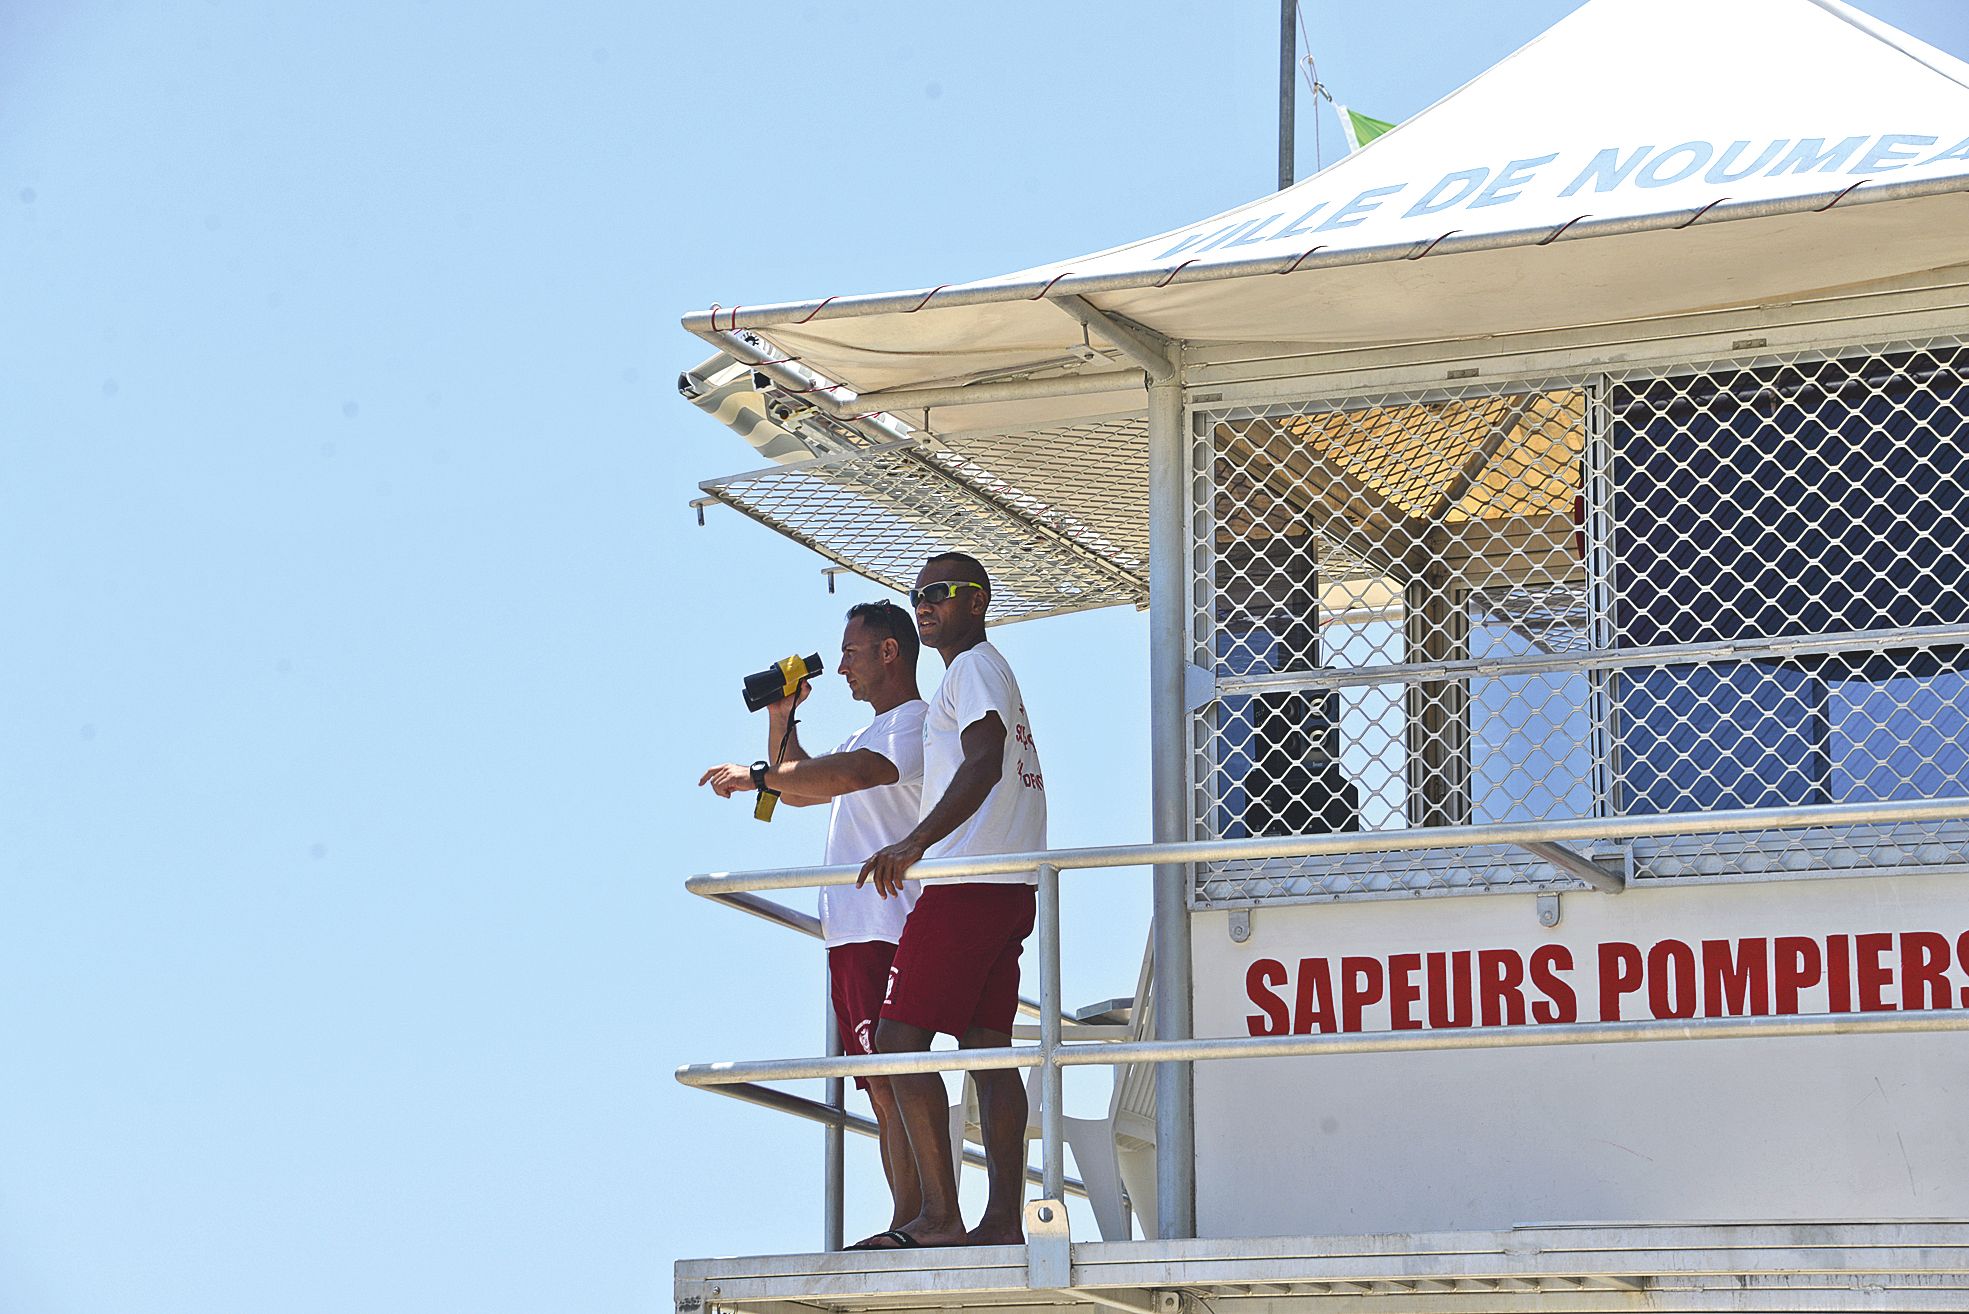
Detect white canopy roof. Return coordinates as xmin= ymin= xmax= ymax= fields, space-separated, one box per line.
xmin=687 ymin=0 xmax=1969 ymax=431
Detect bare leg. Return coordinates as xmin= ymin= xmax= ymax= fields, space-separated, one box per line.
xmin=851 ymin=1018 xmax=967 ymax=1247
xmin=864 ymin=1077 xmax=922 ymax=1229
xmin=959 ymin=1025 xmax=1026 ymax=1245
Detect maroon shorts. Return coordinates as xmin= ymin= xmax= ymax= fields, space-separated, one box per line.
xmin=828 ymin=939 xmax=898 ymax=1090
xmin=880 ymin=882 xmax=1037 ymax=1039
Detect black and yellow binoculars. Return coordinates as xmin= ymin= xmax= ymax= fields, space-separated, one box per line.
xmin=741 ymin=654 xmax=824 ymax=713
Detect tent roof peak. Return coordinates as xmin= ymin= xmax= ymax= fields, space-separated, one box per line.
xmin=683 ymin=0 xmax=1969 ymax=438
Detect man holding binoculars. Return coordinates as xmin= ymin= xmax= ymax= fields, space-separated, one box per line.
xmin=702 ymin=553 xmax=1046 ymax=1252
xmin=698 ymin=600 xmax=929 ymax=1240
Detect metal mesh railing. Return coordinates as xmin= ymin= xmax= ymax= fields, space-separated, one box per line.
xmin=1190 ymin=337 xmax=1969 ymax=906
xmin=703 ymin=417 xmax=1148 ymax=625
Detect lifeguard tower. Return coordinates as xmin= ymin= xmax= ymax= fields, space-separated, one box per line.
xmin=674 ymin=0 xmax=1969 ymax=1307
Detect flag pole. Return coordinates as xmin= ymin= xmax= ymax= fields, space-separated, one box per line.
xmin=1278 ymin=0 xmax=1296 ymax=189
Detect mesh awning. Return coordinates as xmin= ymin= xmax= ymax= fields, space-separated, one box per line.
xmin=701 ymin=416 xmax=1150 ymax=624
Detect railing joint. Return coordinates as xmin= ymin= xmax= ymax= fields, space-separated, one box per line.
xmin=1520 ymin=840 xmax=1626 ymax=893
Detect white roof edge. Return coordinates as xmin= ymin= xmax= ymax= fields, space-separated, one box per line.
xmin=684 ymin=171 xmax=1969 ymax=337
xmin=1806 ymin=0 xmax=1969 ymax=91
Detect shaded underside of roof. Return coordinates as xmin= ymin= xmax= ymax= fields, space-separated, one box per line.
xmin=701 ymin=383 xmax=1600 ymax=629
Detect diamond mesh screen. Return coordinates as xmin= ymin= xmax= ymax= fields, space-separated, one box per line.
xmin=703 ymin=417 xmax=1148 ymax=624
xmin=1191 ymin=338 xmax=1969 ymax=906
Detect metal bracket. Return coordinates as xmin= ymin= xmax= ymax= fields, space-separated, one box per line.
xmin=1184 ymin=663 xmax=1217 ymax=712
xmin=1155 ymin=1293 xmax=1186 ymax=1314
xmin=1227 ymin=908 xmax=1252 ymax=943
xmin=1025 ymin=1198 xmax=1071 ymax=1289
xmin=1537 ymin=893 xmax=1562 ymax=928
xmin=1047 ymin=294 xmax=1176 ymax=382
xmin=1519 ymin=840 xmax=1626 ymax=893
xmin=821 ymin=566 xmax=853 ymax=594
xmin=689 ymin=495 xmax=719 ymax=526
xmin=1603 ymin=842 xmax=1637 ymax=886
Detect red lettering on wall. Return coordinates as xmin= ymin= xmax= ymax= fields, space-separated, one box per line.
xmin=1245 ymin=958 xmax=1290 ymax=1036
xmin=1426 ymin=950 xmax=1474 ymax=1029
xmin=1234 ymin=928 xmax=1968 ymax=1035
xmin=1293 ymin=957 xmax=1337 ymax=1034
xmin=1477 ymin=948 xmax=1527 ymax=1027
xmin=1529 ymin=944 xmax=1577 ymax=1023
xmin=1960 ymin=931 xmax=1969 ymax=1008
xmin=1900 ymin=932 xmax=1953 ymax=1012
xmin=1387 ymin=953 xmax=1423 ymax=1030
xmin=1828 ymin=934 xmax=1853 ymax=1012
xmin=1598 ymin=941 xmax=1643 ymax=1021
xmin=1341 ymin=956 xmax=1385 ymax=1033
xmin=1856 ymin=931 xmax=1896 ymax=1012
xmin=1702 ymin=937 xmax=1770 ymax=1016
xmin=1647 ymin=939 xmax=1698 ymax=1019
xmin=1774 ymin=935 xmax=1822 ymax=1014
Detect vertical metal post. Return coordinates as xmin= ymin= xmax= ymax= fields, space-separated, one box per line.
xmin=1037 ymin=862 xmax=1064 ymax=1203
xmin=1585 ymin=378 xmax=1619 ymax=821
xmin=822 ymin=980 xmax=845 ymax=1252
xmin=1148 ymin=363 xmax=1197 ymax=1239
xmin=1278 ymin=0 xmax=1296 ymax=190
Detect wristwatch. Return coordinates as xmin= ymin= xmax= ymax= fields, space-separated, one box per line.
xmin=750 ymin=760 xmax=771 ymax=792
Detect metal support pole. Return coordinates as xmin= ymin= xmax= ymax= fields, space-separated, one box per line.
xmin=822 ymin=980 xmax=845 ymax=1252
xmin=1278 ymin=0 xmax=1296 ymax=190
xmin=1147 ymin=362 xmax=1197 ymax=1239
xmin=852 ymin=369 xmax=1148 ymax=415
xmin=1037 ymin=863 xmax=1064 ymax=1203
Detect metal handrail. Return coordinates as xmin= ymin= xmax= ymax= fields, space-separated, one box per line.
xmin=679 ymin=1008 xmax=1969 ymax=1088
xmin=687 ymin=795 xmax=1969 ymax=895
xmin=678 ymin=793 xmax=1969 ymax=1241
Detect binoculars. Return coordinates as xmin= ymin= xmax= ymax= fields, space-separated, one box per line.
xmin=741 ymin=654 xmax=825 ymax=712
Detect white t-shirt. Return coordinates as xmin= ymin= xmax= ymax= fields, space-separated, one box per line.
xmin=920 ymin=642 xmax=1047 ymax=883
xmin=818 ymin=699 xmax=926 ymax=947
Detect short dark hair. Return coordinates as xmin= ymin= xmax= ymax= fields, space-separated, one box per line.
xmin=847 ymin=600 xmax=919 ymax=670
xmin=925 ymin=551 xmax=991 ymax=592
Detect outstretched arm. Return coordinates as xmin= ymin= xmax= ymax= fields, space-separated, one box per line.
xmin=698 ymin=748 xmax=900 ymax=807
xmin=858 ymin=712 xmax=1004 ymax=897
xmin=697 ymin=681 xmax=845 ymax=806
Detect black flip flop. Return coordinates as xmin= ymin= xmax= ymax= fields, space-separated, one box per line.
xmin=849 ymin=1228 xmax=923 ymax=1250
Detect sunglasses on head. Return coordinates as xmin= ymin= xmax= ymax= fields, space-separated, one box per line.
xmin=910 ymin=580 xmax=985 ymax=608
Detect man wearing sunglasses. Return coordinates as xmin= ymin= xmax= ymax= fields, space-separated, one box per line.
xmin=852 ymin=552 xmax=1047 ymax=1251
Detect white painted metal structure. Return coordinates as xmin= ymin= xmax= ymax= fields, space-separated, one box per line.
xmin=674 ymin=0 xmax=1969 ymax=1307
xmin=679 ymin=1222 xmax=1969 ymax=1314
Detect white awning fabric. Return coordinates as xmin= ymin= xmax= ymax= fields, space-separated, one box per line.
xmin=687 ymin=0 xmax=1969 ymax=431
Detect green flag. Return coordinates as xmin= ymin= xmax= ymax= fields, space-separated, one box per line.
xmin=1336 ymin=104 xmax=1395 ymax=152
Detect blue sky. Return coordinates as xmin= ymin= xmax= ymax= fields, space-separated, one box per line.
xmin=6 ymin=2 xmax=1967 ymax=1311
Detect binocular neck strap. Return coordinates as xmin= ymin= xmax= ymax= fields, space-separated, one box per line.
xmin=753 ymin=681 xmax=808 ymax=825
